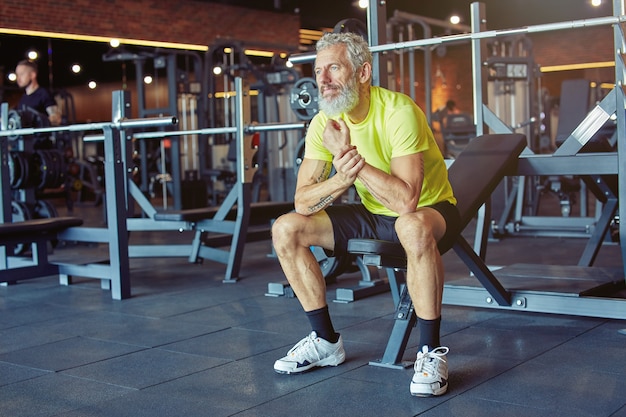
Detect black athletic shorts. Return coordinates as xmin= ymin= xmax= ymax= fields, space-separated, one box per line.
xmin=325 ymin=201 xmax=461 ymax=256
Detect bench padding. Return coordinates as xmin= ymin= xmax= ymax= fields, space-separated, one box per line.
xmin=0 ymin=217 xmax=83 ymax=240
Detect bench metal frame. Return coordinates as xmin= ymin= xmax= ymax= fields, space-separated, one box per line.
xmin=0 ymin=94 xmax=176 ymax=299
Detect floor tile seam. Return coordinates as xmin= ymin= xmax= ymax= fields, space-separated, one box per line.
xmin=0 ymin=361 xmax=54 ymax=387
xmin=447 ymin=340 xmax=584 ymax=402
xmin=60 ymin=357 xmax=228 ymax=390
xmin=40 ymin=345 xmax=152 ymax=374
xmin=226 ymin=364 xmax=374 ymax=416
xmin=79 ymin=334 xmax=157 ymax=350
xmin=457 ymin=394 xmax=556 ymax=412
xmin=161 ymin=300 xmax=297 ymax=321
xmin=53 ymin=371 xmax=142 ymax=391
xmin=436 ymin=359 xmax=533 ymax=408
xmin=0 ymin=313 xmax=84 ymax=330
xmin=462 ymin=320 xmax=601 ymax=339
xmin=85 ymin=329 xmax=229 ymax=350
xmin=229 ymin=325 xmax=288 ymax=336
xmin=335 ymin=315 xmax=394 ymax=333
xmin=608 ymin=402 xmax=626 ymax=416
xmin=0 ymin=335 xmax=85 ymax=358
xmin=156 ymin=343 xmax=243 ymax=362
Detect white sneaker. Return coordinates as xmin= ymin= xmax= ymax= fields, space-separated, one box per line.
xmin=410 ymin=346 xmax=449 ymax=397
xmin=274 ymin=331 xmax=346 ymax=374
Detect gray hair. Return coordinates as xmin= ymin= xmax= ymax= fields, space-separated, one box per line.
xmin=316 ymin=32 xmax=372 ymax=72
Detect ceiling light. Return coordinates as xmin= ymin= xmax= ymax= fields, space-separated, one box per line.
xmin=110 ymin=38 xmax=120 ymax=47
xmin=88 ymin=80 xmax=97 ymax=89
xmin=7 ymin=72 xmax=16 ymax=82
xmin=244 ymin=49 xmax=274 ymax=58
xmin=449 ymin=15 xmax=461 ymax=25
xmin=0 ymin=28 xmax=209 ymax=51
xmin=71 ymin=64 xmax=81 ymax=73
xmin=144 ymin=75 xmax=153 ymax=84
xmin=27 ymin=50 xmax=38 ymax=60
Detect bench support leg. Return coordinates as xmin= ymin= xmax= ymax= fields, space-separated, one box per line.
xmin=452 ymin=237 xmax=511 ymax=306
xmin=333 ymin=257 xmax=390 ymax=303
xmin=369 ymin=284 xmax=416 ymax=369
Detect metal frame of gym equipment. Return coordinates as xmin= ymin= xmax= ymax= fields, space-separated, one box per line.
xmin=486 ymin=43 xmax=608 ymax=241
xmin=0 ymin=93 xmax=177 ymax=299
xmin=126 ymin=78 xmax=305 ymax=283
xmin=84 ymin=78 xmax=305 ymax=283
xmin=452 ymin=1 xmax=626 ymax=319
xmin=289 ymin=1 xmax=626 ymax=320
xmin=103 ymin=48 xmax=207 ymax=210
xmin=385 ymin=8 xmax=608 ymax=241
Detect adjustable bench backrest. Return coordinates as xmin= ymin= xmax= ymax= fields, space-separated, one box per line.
xmin=448 ymin=133 xmax=527 ymax=230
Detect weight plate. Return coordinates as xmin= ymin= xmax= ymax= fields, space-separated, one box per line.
xmin=34 ymin=199 xmax=58 ymax=219
xmin=11 ymin=200 xmax=34 ymax=255
xmin=293 ymin=138 xmax=306 ymax=176
xmin=290 ymin=77 xmax=319 ymax=121
xmin=7 ymin=109 xmax=23 ymax=141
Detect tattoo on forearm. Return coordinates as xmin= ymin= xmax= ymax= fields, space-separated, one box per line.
xmin=316 ymin=162 xmax=332 ymax=183
xmin=308 ymin=195 xmax=334 ymax=212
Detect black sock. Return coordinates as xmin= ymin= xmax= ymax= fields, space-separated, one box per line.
xmin=306 ymin=306 xmax=339 ymax=343
xmin=418 ymin=316 xmax=441 ymax=352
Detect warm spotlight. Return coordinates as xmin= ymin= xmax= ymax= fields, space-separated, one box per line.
xmin=144 ymin=75 xmax=153 ymax=84
xmin=449 ymin=15 xmax=461 ymax=25
xmin=27 ymin=50 xmax=38 ymax=60
xmin=591 ymin=0 xmax=602 ymax=6
xmin=88 ymin=80 xmax=97 ymax=89
xmin=71 ymin=64 xmax=81 ymax=73
xmin=110 ymin=39 xmax=121 ymax=47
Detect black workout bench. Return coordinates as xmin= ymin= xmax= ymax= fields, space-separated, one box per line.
xmin=348 ymin=133 xmax=527 ymax=368
xmin=0 ymin=216 xmax=83 ymax=283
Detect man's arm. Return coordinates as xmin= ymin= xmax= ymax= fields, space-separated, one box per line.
xmin=294 ymin=146 xmax=363 ymax=215
xmin=357 ymin=152 xmax=423 ymax=215
xmin=45 ymin=105 xmax=61 ymax=126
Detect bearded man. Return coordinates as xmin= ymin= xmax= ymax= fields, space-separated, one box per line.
xmin=271 ymin=32 xmax=460 ymax=397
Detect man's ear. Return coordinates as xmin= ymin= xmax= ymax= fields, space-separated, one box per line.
xmin=358 ymin=62 xmax=372 ymax=84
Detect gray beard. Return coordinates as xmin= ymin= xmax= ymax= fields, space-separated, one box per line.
xmin=318 ymin=77 xmax=359 ymax=118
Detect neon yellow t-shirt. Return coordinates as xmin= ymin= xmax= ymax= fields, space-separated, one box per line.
xmin=304 ymin=86 xmax=456 ymax=217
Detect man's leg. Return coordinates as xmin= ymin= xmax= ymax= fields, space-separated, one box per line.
xmin=395 ymin=209 xmax=449 ymax=397
xmin=271 ymin=211 xmax=345 ymax=374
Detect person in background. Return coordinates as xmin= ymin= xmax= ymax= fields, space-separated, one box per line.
xmin=432 ymin=99 xmax=458 ymax=132
xmin=271 ymin=32 xmax=460 ymax=397
xmin=15 ymin=59 xmax=61 ymax=126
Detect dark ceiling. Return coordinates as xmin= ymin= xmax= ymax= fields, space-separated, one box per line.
xmin=0 ymin=0 xmax=616 ymax=91
xmin=207 ymin=0 xmax=614 ymax=31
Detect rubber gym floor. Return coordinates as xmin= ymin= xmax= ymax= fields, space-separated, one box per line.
xmin=1 ymin=198 xmax=625 ymax=417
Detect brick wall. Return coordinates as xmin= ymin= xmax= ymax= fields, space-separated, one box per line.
xmin=0 ymin=0 xmax=300 ymax=49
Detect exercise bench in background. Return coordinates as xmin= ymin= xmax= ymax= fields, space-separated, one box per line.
xmin=348 ymin=133 xmax=527 ymax=368
xmin=0 ymin=216 xmax=83 ymax=283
